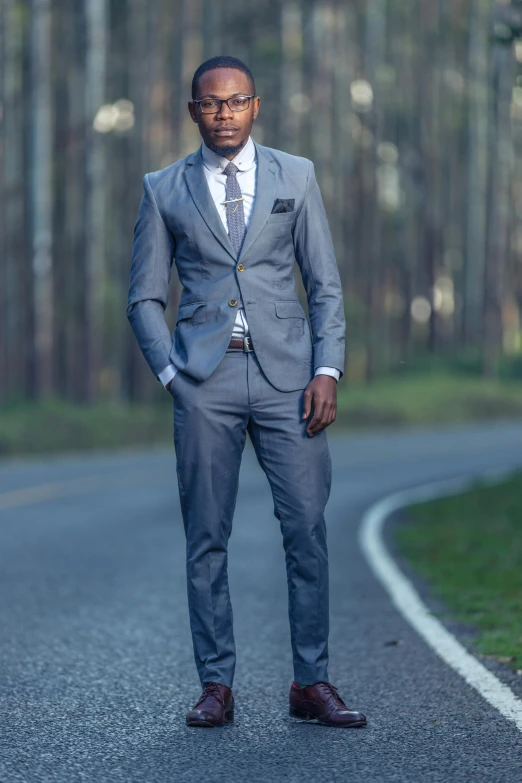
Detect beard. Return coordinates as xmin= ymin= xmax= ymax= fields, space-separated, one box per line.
xmin=206 ymin=139 xmax=246 ymax=158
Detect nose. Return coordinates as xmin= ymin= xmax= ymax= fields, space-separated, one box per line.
xmin=216 ymin=100 xmax=234 ymax=120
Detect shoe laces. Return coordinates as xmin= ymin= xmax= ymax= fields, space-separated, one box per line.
xmin=197 ymin=681 xmax=225 ymax=706
xmin=315 ymin=682 xmax=347 ymax=707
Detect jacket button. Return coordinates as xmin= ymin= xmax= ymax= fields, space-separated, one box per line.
xmin=237 ymin=264 xmax=244 ymax=272
xmin=229 ymin=298 xmax=237 ymax=307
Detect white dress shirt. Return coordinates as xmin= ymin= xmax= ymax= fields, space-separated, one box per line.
xmin=158 ymin=135 xmax=340 ymax=387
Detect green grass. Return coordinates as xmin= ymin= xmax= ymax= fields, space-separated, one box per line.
xmin=336 ymin=372 xmax=522 ymax=428
xmin=0 ymin=397 xmax=172 ymax=457
xmin=395 ymin=474 xmax=522 ymax=668
xmin=1 ymin=372 xmax=522 ymax=457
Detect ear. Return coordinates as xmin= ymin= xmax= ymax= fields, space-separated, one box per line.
xmin=188 ymin=101 xmax=198 ymax=123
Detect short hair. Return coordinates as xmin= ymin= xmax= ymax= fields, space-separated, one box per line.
xmin=192 ymin=56 xmax=256 ymax=99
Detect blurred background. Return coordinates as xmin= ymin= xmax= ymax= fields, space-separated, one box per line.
xmin=4 ymin=5 xmax=522 ymax=770
xmin=3 ymin=0 xmax=522 ymax=453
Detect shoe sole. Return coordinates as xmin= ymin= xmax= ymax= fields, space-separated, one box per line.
xmin=289 ymin=705 xmax=366 ymax=728
xmin=186 ymin=710 xmax=234 ymax=728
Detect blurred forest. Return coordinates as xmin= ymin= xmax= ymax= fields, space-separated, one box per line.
xmin=2 ymin=0 xmax=522 ymax=404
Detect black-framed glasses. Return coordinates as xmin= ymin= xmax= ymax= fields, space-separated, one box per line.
xmin=193 ymin=95 xmax=255 ymax=114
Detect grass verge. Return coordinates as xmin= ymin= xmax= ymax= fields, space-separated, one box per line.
xmin=1 ymin=372 xmax=522 ymax=457
xmin=394 ymin=473 xmax=522 ymax=670
xmin=336 ymin=373 xmax=522 ymax=428
xmin=0 ymin=398 xmax=172 ymax=457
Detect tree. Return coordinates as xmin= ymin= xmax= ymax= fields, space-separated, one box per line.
xmin=30 ymin=0 xmax=54 ymax=397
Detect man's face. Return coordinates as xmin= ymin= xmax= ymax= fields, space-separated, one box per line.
xmin=188 ymin=68 xmax=260 ymax=158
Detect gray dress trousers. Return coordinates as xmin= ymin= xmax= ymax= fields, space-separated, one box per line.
xmin=170 ymin=347 xmax=332 ymax=688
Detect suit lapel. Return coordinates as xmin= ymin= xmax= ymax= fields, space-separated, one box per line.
xmin=184 ymin=146 xmax=237 ymax=260
xmin=239 ymin=140 xmax=278 ymax=261
xmin=183 ymin=139 xmax=278 ymax=262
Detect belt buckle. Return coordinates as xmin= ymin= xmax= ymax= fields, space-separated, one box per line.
xmin=243 ymin=335 xmax=253 ymax=352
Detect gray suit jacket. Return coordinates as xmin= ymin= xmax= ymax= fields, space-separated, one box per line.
xmin=127 ymin=138 xmax=345 ymax=392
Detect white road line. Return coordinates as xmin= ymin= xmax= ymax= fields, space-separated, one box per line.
xmin=359 ymin=471 xmax=522 ymax=733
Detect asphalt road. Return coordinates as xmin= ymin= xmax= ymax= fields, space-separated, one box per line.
xmin=2 ymin=420 xmax=522 ymax=783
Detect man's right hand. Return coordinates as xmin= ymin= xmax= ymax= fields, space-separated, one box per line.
xmin=165 ymin=380 xmax=173 ymax=392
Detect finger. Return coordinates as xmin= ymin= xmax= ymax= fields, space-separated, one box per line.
xmin=306 ymin=399 xmax=326 ymax=435
xmin=308 ymin=419 xmax=325 ymax=436
xmin=308 ymin=399 xmax=336 ymax=435
xmin=302 ymin=389 xmax=313 ymax=419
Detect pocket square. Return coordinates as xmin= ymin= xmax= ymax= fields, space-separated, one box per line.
xmin=271 ymin=198 xmax=295 ymax=214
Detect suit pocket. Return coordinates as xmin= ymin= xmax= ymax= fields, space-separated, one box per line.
xmin=267 ymin=211 xmax=296 ymax=224
xmin=170 ymin=366 xmax=189 ymax=397
xmin=272 ymin=198 xmax=295 ymax=213
xmin=168 ymin=370 xmax=179 ymax=396
xmin=176 ymin=301 xmax=206 ymax=324
xmin=275 ymin=300 xmax=307 ymax=337
xmin=274 ymin=300 xmax=306 ymax=319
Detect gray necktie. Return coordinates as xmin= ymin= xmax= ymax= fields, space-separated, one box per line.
xmin=223 ymin=161 xmax=246 ymax=255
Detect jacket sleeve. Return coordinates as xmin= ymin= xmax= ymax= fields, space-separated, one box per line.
xmin=126 ymin=173 xmax=176 ymax=379
xmin=293 ymin=160 xmax=346 ymax=378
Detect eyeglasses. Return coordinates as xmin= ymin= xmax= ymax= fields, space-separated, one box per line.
xmin=193 ymin=95 xmax=255 ymax=114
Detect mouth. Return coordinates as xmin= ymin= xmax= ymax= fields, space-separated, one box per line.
xmin=213 ymin=126 xmax=239 ymax=137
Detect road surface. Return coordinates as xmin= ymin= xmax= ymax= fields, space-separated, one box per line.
xmin=1 ymin=421 xmax=522 ymax=782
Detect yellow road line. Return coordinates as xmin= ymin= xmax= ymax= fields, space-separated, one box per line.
xmin=0 ymin=482 xmax=64 ymax=510
xmin=0 ymin=468 xmax=172 ymax=511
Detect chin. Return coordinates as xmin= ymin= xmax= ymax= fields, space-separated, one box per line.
xmin=206 ymin=138 xmax=247 ymax=158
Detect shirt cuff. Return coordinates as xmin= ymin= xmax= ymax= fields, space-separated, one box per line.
xmin=158 ymin=364 xmax=178 ymax=387
xmin=314 ymin=366 xmax=340 ymax=382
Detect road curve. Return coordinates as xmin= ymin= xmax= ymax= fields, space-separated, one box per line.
xmin=1 ymin=421 xmax=522 ymax=783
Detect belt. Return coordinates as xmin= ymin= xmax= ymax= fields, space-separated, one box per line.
xmin=227 ymin=335 xmax=254 ymax=352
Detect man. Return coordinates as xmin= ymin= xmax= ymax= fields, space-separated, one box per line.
xmin=127 ymin=55 xmax=366 ymax=730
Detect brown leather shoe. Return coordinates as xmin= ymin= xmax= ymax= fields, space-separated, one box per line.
xmin=186 ymin=682 xmax=234 ymax=728
xmin=289 ymin=682 xmax=366 ymax=727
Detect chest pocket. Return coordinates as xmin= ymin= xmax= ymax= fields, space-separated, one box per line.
xmin=267 ymin=211 xmax=296 ymax=224
xmin=266 ymin=212 xmax=296 ymax=232
xmin=264 ymin=212 xmax=296 ymax=243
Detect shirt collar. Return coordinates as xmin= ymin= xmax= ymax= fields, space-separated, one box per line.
xmin=201 ymin=135 xmax=256 ymax=174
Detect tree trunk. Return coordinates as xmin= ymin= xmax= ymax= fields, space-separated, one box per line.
xmin=465 ymin=0 xmax=489 ymax=347
xmin=0 ymin=0 xmax=6 ymax=398
xmin=280 ymin=1 xmax=303 ymax=155
xmin=363 ymin=0 xmax=386 ymax=382
xmin=84 ymin=0 xmax=107 ymax=401
xmin=30 ymin=0 xmax=54 ymax=399
xmin=483 ymin=34 xmax=514 ymax=377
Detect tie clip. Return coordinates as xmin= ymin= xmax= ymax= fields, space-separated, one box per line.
xmin=221 ymin=196 xmax=244 ymax=214
xmin=221 ymin=197 xmax=243 ymax=205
